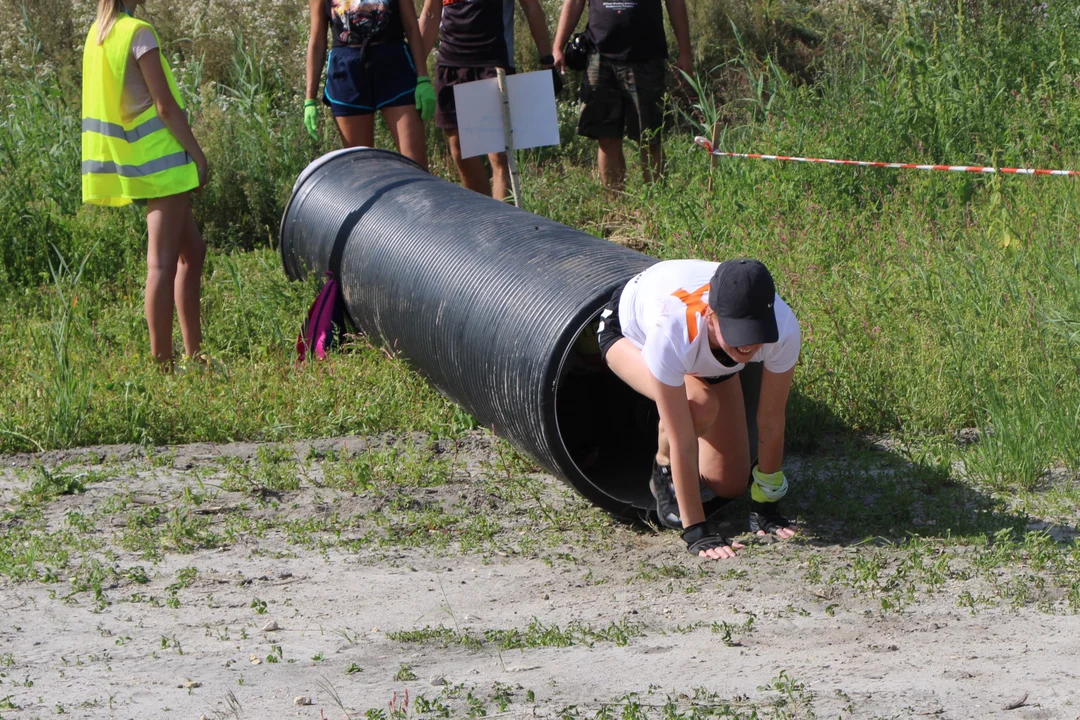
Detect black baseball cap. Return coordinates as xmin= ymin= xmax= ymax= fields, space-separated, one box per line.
xmin=708 ymin=259 xmax=779 ymax=347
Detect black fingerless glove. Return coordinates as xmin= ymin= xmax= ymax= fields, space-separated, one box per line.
xmin=550 ymin=67 xmax=563 ymax=96
xmin=748 ymin=501 xmax=792 ymax=535
xmin=681 ymin=522 xmax=732 ymax=555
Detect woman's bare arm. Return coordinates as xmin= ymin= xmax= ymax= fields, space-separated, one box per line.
xmin=306 ymin=0 xmax=329 ymax=101
xmin=653 ymin=379 xmax=703 ymax=526
xmin=756 ymin=366 xmax=795 ymax=474
xmin=518 ymin=0 xmax=553 ymax=62
xmin=417 ymin=0 xmax=442 ymax=57
xmin=137 ymin=48 xmax=207 ymax=188
xmin=399 ymin=0 xmax=431 ymax=78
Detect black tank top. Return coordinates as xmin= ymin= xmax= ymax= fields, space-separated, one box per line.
xmin=326 ymin=0 xmax=405 ymax=48
xmin=437 ymin=0 xmax=515 ymax=69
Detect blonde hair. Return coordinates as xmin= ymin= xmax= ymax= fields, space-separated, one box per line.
xmin=95 ymin=0 xmax=123 ymax=45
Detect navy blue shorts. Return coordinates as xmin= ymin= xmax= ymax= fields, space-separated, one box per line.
xmin=323 ymin=43 xmax=417 ymax=116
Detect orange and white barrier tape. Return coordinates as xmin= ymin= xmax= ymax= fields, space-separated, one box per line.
xmin=693 ymin=136 xmax=1080 ymax=177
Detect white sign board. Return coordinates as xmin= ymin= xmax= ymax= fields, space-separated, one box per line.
xmin=454 ymin=70 xmax=560 ymax=159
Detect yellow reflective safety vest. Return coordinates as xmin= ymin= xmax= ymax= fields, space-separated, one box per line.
xmin=81 ymin=15 xmax=198 ymax=206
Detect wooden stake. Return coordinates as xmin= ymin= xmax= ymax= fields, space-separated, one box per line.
xmin=496 ymin=67 xmax=523 ymax=208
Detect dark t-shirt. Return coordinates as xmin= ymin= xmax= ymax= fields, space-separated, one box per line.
xmin=437 ymin=0 xmax=515 ymax=69
xmin=326 ymin=0 xmax=404 ymax=48
xmin=584 ymin=0 xmax=667 ymax=62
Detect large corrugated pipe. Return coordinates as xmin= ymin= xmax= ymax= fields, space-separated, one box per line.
xmin=280 ymin=148 xmax=760 ymax=521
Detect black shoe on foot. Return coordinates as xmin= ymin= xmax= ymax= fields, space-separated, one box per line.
xmin=649 ymin=461 xmax=682 ymax=529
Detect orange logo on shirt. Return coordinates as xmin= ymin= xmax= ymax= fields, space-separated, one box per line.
xmin=672 ymin=284 xmax=709 ymax=343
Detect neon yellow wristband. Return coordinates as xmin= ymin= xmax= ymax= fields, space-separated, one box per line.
xmin=303 ymin=99 xmax=317 ymax=107
xmin=416 ymin=76 xmax=431 ymax=85
xmin=752 ymin=466 xmax=784 ymax=484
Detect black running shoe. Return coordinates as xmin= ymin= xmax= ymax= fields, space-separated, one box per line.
xmin=649 ymin=461 xmax=682 ymax=529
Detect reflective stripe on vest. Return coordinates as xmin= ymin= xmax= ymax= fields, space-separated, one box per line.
xmin=81 ymin=116 xmax=168 ymax=143
xmin=80 ymin=15 xmax=198 ymax=206
xmin=82 ymin=151 xmax=191 ymax=177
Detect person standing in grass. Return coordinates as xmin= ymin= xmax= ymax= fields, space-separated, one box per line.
xmin=597 ymin=259 xmax=799 ymax=559
xmin=417 ymin=0 xmax=556 ymax=199
xmin=304 ymin=0 xmax=435 ymax=167
xmin=81 ymin=0 xmax=208 ymax=367
xmin=551 ymin=0 xmax=692 ymax=191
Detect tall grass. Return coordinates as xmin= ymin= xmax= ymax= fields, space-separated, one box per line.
xmin=0 ymin=0 xmax=1077 ymax=490
xmin=33 ymin=246 xmax=96 ymax=449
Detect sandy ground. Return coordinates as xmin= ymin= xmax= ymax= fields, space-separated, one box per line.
xmin=1 ymin=435 xmax=1078 ymax=720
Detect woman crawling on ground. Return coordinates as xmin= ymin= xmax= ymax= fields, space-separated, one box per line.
xmin=597 ymin=258 xmax=799 ymax=559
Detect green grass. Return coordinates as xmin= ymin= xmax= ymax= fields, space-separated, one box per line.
xmin=360 ymin=676 xmax=823 ymax=719
xmin=388 ymin=617 xmax=645 ymax=651
xmin=1 ymin=0 xmax=1078 ymax=499
xmin=0 ymin=248 xmax=477 ymax=452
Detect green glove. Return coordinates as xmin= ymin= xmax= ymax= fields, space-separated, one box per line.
xmin=415 ymin=76 xmax=436 ymax=123
xmin=303 ymin=99 xmax=318 ymax=140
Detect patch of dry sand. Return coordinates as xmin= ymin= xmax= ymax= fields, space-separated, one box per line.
xmin=1 ymin=436 xmax=1077 ymax=719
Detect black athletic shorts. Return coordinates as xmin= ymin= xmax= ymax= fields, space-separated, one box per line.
xmin=323 ymin=43 xmax=418 ymax=117
xmin=434 ymin=65 xmax=515 ymax=130
xmin=596 ymin=283 xmax=736 ymax=385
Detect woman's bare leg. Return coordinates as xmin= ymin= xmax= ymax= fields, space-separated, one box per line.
xmin=382 ymin=104 xmax=427 ymax=169
xmin=489 ymin=151 xmax=510 ymax=201
xmin=334 ymin=114 xmax=376 ymax=148
xmin=604 ymin=338 xmax=659 ymax=398
xmin=174 ymin=203 xmax=205 ymax=357
xmin=445 ymin=129 xmax=492 ymax=195
xmin=605 ymin=339 xmax=728 ymax=467
xmin=145 ymin=193 xmax=190 ymax=365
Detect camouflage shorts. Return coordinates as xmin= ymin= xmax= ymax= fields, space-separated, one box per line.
xmin=577 ymin=52 xmax=667 ymax=143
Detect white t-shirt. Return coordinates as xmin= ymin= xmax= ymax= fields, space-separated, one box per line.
xmin=120 ymin=26 xmax=158 ymax=122
xmin=616 ymin=259 xmax=801 ymax=387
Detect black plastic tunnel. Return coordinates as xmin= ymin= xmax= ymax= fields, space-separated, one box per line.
xmin=280 ymin=147 xmax=760 ymax=521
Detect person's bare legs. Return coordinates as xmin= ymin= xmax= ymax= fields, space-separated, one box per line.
xmin=144 ymin=193 xmax=189 ymax=365
xmin=606 ymin=339 xmax=754 ymax=551
xmin=383 ymin=104 xmax=427 ymax=170
xmin=639 ymin=140 xmax=664 ymax=184
xmin=174 ymin=203 xmax=205 ymax=358
xmin=489 ymin=151 xmax=510 ymax=201
xmin=446 ymin=129 xmax=492 ymax=195
xmin=606 ymin=339 xmax=721 ymax=457
xmin=597 ymin=137 xmax=626 ymax=191
xmin=334 ymin=114 xmax=376 ymax=148
xmin=695 ymin=377 xmax=751 ymax=499
xmin=607 ymin=340 xmax=754 ymax=499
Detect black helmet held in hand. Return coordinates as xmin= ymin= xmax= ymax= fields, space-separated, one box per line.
xmin=563 ymin=32 xmax=591 ymax=72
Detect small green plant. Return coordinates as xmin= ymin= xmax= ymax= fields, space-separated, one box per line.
xmin=250 ymin=597 xmax=267 ymax=615
xmin=24 ymin=466 xmax=86 ymax=503
xmin=170 ymin=567 xmax=199 ymax=589
xmin=394 ymin=663 xmax=417 ymax=681
xmin=124 ymin=566 xmax=150 ymax=585
xmin=390 ymin=619 xmax=644 ymax=652
xmin=710 ymin=615 xmax=755 ymax=647
xmin=159 ymin=635 xmax=183 ymax=655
